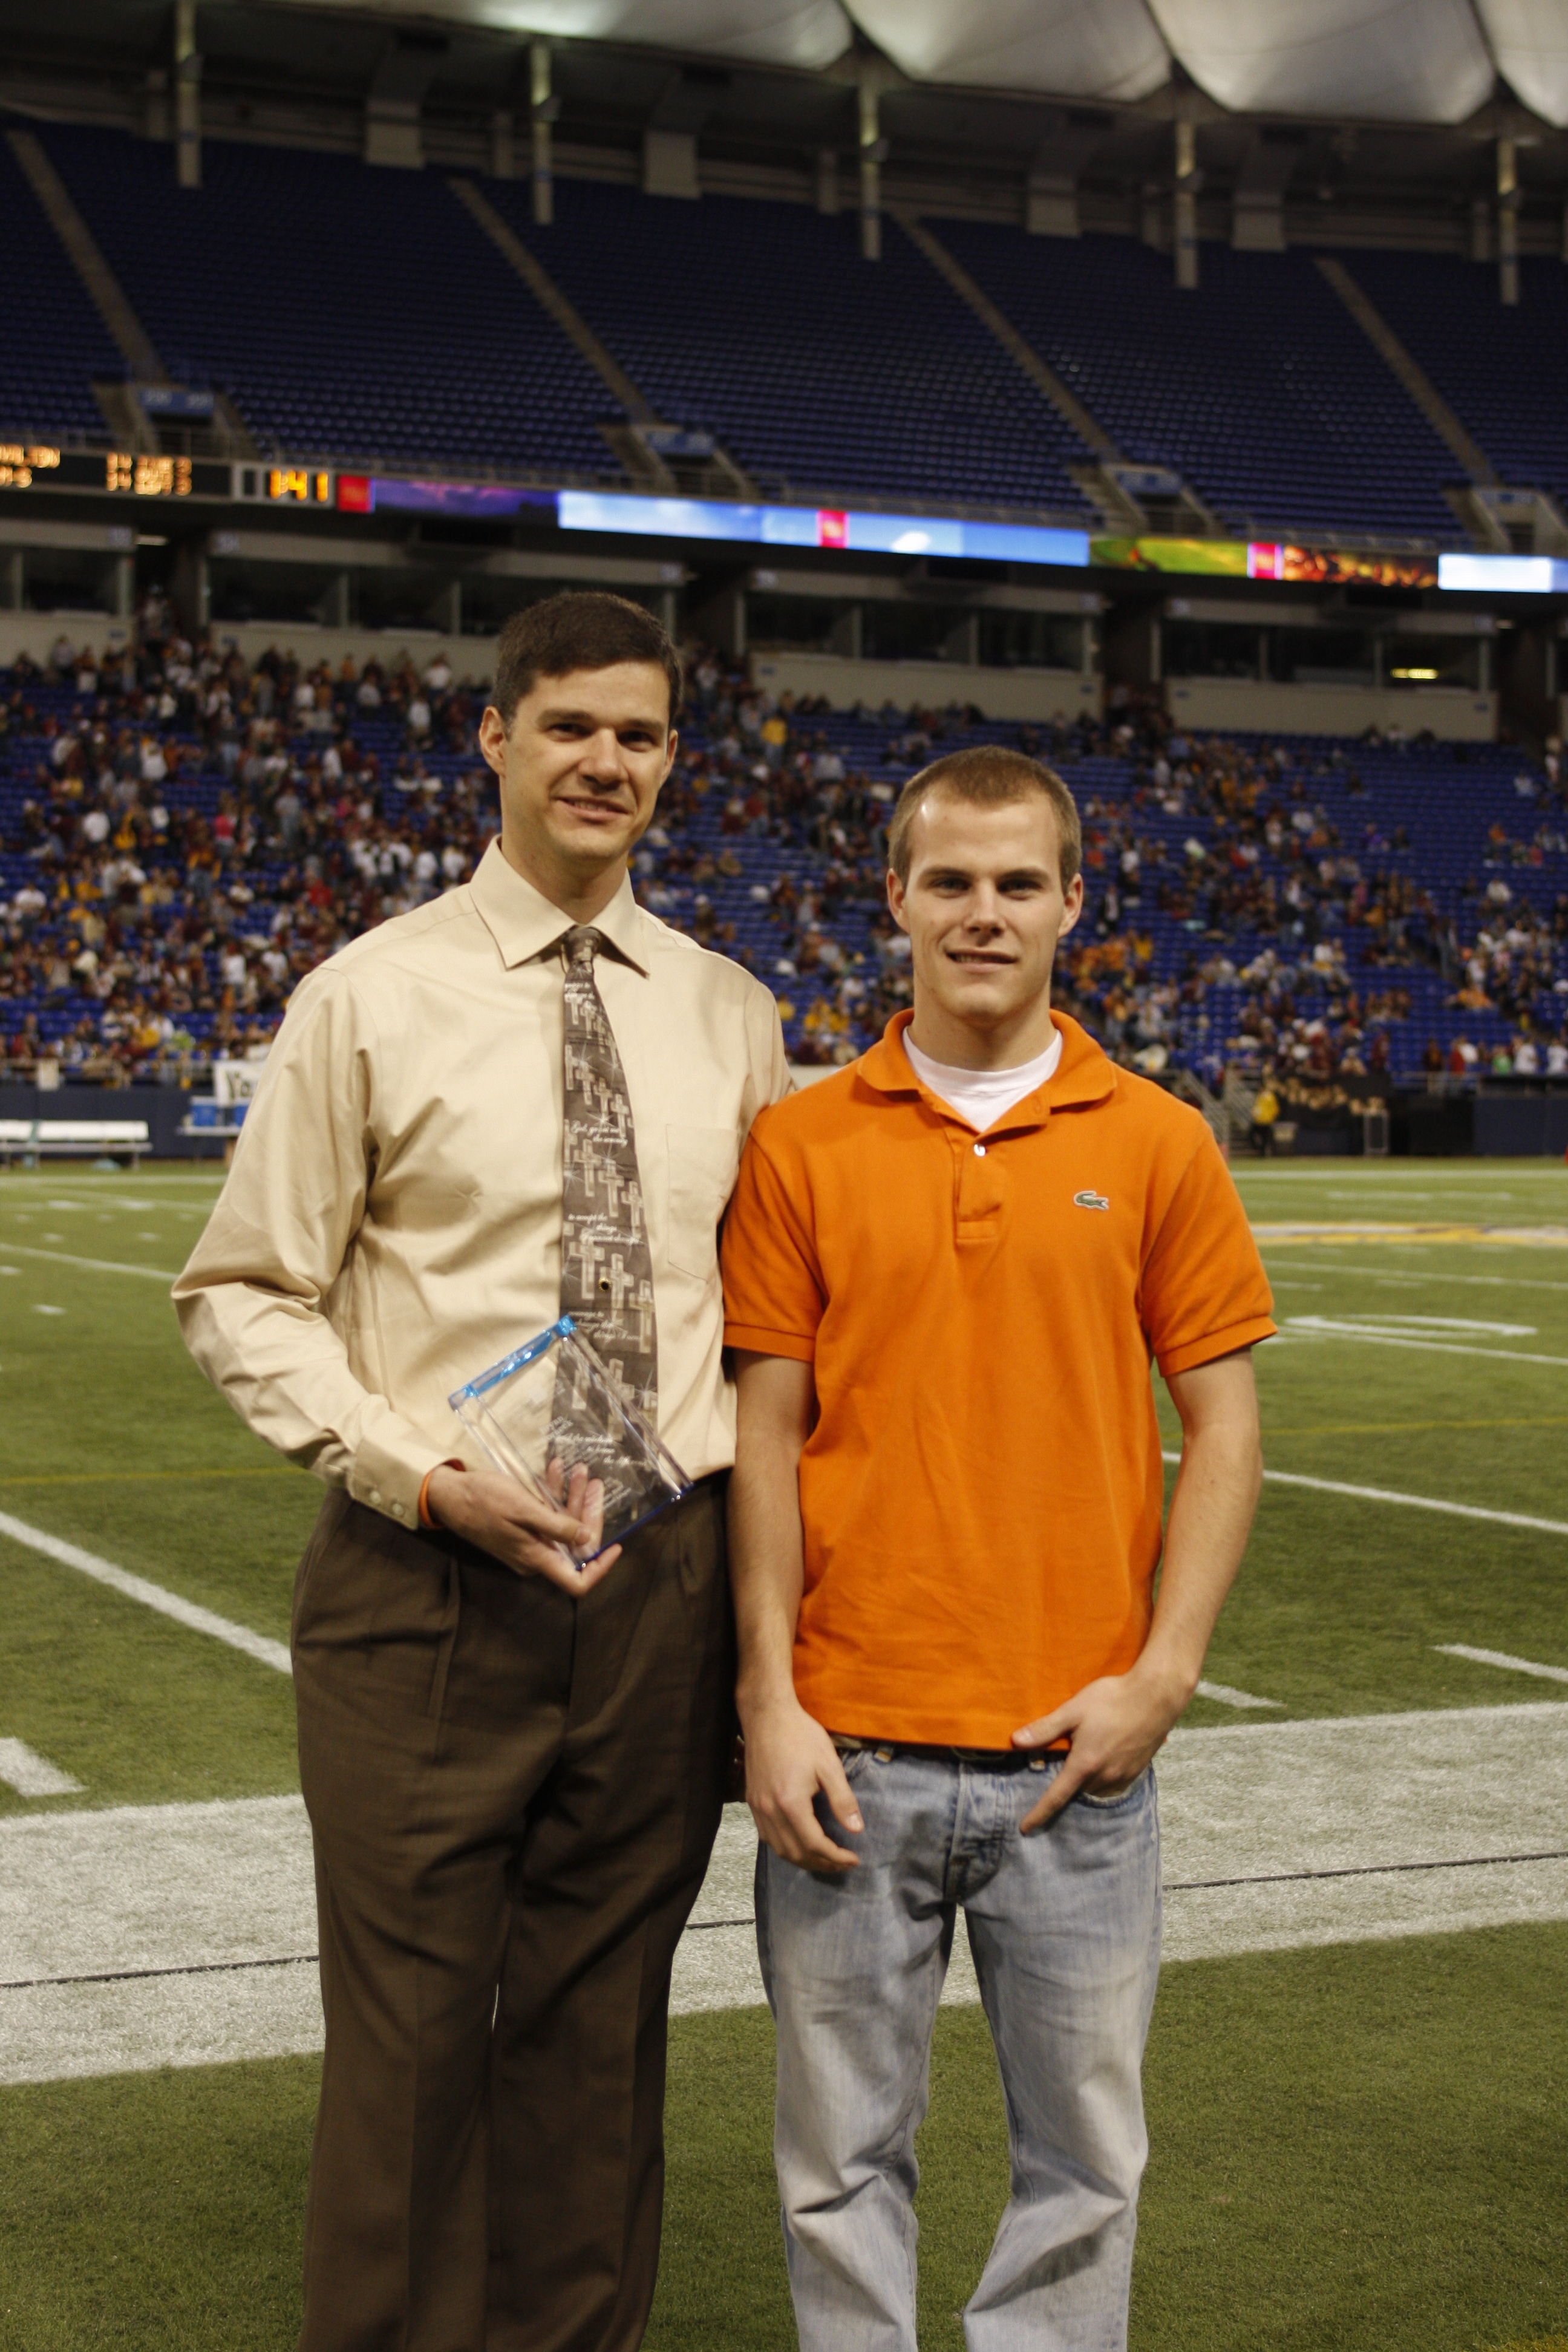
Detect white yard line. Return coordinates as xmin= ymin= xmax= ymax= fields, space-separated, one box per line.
xmin=1280 ymin=1318 xmax=1568 ymax=1368
xmin=5 ymin=1702 xmax=1566 ymax=2077
xmin=1277 ymin=1263 xmax=1568 ymax=1294
xmin=1195 ymin=1679 xmax=1282 ymax=1710
xmin=1436 ymin=1644 xmax=1568 ymax=1687
xmin=0 ymin=1241 xmax=178 ymax=1281
xmin=1161 ymin=1451 xmax=1568 ymax=1537
xmin=0 ymin=1740 xmax=82 ymax=1797
xmin=0 ymin=1512 xmax=290 ymax=1673
xmin=1253 ymin=1223 xmax=1568 ymax=1249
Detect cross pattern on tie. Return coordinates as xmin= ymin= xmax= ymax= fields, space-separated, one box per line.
xmin=557 ymin=926 xmax=658 ymax=1422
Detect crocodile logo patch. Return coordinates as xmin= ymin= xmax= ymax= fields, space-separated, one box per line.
xmin=1073 ymin=1189 xmax=1111 ymax=1212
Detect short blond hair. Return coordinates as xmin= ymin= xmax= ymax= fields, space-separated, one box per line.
xmin=887 ymin=747 xmax=1082 ymax=887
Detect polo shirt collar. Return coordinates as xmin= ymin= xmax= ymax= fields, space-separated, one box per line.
xmin=469 ymin=837 xmax=649 ymax=975
xmin=859 ymin=1009 xmax=1117 ymax=1120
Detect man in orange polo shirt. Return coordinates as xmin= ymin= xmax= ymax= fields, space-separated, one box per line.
xmin=722 ymin=746 xmax=1273 ymax=2352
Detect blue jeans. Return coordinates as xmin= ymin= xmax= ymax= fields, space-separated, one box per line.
xmin=756 ymin=1746 xmax=1161 ymax=2352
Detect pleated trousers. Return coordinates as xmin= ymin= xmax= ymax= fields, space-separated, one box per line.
xmin=289 ymin=1477 xmax=733 ymax=2352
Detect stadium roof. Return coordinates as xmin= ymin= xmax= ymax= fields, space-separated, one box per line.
xmin=275 ymin=0 xmax=1568 ymax=128
xmin=3 ymin=0 xmax=1566 ymax=249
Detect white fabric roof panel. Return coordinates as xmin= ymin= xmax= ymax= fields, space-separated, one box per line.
xmin=845 ymin=0 xmax=1171 ymax=105
xmin=1475 ymin=0 xmax=1568 ymax=128
xmin=293 ymin=0 xmax=858 ymax=71
xmin=276 ymin=1 xmax=1540 ymax=125
xmin=1146 ymin=0 xmax=1496 ymax=124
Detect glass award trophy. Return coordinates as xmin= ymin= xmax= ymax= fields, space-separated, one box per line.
xmin=448 ymin=1315 xmax=690 ymax=1565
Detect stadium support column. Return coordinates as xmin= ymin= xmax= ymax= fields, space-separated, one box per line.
xmin=174 ymin=0 xmax=200 ymax=191
xmin=532 ymin=42 xmax=555 ymax=226
xmin=1497 ymin=134 xmax=1518 ymax=305
xmin=1174 ymin=118 xmax=1198 ymax=289
xmin=859 ymin=70 xmax=883 ymax=261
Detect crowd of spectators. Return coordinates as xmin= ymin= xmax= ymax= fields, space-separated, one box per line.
xmin=2 ymin=616 xmax=1566 ymax=1105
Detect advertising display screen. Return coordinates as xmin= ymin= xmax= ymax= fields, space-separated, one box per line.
xmin=1090 ymin=536 xmax=1440 ymax=588
xmin=1089 ymin=535 xmax=1250 ymax=575
xmin=368 ymin=479 xmax=557 ymax=519
xmin=557 ymin=491 xmax=1091 ymax=568
xmin=1249 ymin=544 xmax=1438 ymax=590
xmin=1437 ymin=552 xmax=1568 ymax=594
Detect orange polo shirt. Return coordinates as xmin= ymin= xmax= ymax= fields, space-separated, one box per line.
xmin=720 ymin=1011 xmax=1275 ymax=1747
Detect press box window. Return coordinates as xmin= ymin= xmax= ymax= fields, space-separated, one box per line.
xmin=1266 ymin=627 xmax=1376 ymax=686
xmin=1162 ymin=620 xmax=1260 ymax=679
xmin=1385 ymin=636 xmax=1481 ymax=690
xmin=976 ymin=611 xmax=1083 ymax=670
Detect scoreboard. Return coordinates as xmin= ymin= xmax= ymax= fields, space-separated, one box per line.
xmin=0 ymin=446 xmax=362 ymax=508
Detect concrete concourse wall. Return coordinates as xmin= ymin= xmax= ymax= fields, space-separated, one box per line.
xmin=749 ymin=651 xmax=1099 ymax=720
xmin=1166 ymin=677 xmax=1497 ymax=740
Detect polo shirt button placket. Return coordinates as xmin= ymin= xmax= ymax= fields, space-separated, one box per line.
xmin=973 ymin=1143 xmax=986 ymax=1157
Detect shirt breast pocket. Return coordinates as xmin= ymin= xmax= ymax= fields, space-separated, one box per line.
xmin=664 ymin=1123 xmax=739 ymax=1283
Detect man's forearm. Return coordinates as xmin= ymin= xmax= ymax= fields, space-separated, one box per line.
xmin=728 ymin=1356 xmax=861 ymax=1872
xmin=1137 ymin=1416 xmax=1263 ymax=1702
xmin=730 ymin=1429 xmax=808 ymax=1720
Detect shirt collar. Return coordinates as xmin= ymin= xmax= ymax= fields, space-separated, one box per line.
xmin=468 ymin=838 xmax=650 ymax=975
xmin=858 ymin=1008 xmax=1117 ymax=1120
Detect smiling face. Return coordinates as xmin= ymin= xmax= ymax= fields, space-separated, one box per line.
xmin=478 ymin=661 xmax=677 ymax=919
xmin=887 ymin=787 xmax=1083 ymax=1070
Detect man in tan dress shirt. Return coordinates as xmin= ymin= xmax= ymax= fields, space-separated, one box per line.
xmin=174 ymin=593 xmax=787 ymax=2352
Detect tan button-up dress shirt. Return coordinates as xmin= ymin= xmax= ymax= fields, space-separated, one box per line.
xmin=173 ymin=841 xmax=789 ymax=1528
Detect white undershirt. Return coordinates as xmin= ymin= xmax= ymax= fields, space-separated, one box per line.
xmin=901 ymin=1024 xmax=1063 ymax=1131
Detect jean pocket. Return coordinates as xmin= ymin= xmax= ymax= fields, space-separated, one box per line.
xmin=1076 ymin=1766 xmax=1152 ymax=1811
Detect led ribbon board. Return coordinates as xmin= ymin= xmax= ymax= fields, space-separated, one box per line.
xmin=556 ymin=491 xmax=1091 ymax=567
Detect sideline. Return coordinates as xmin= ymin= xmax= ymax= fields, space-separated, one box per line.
xmin=5 ymin=1704 xmax=1566 ymax=2077
xmin=0 ymin=1511 xmax=290 ymax=1673
xmin=1161 ymin=1453 xmax=1568 ymax=1539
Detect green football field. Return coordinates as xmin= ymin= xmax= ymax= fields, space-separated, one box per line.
xmin=1 ymin=1157 xmax=1566 ymax=2350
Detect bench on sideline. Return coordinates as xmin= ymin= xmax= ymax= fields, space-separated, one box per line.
xmin=0 ymin=1118 xmax=150 ymax=1167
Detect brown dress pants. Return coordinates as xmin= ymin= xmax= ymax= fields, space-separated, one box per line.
xmin=290 ymin=1477 xmax=733 ymax=2352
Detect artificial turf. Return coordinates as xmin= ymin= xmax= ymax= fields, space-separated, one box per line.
xmin=2 ymin=1160 xmax=1566 ymax=2348
xmin=1 ymin=1925 xmax=1564 ymax=2351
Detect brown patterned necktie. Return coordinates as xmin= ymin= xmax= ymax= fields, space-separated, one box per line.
xmin=557 ymin=924 xmax=658 ymax=1420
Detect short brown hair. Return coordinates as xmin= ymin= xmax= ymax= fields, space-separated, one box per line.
xmin=887 ymin=746 xmax=1082 ymax=887
xmin=490 ymin=590 xmax=682 ymax=728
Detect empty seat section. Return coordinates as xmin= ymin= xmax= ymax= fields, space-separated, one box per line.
xmin=1345 ymin=251 xmax=1568 ymax=509
xmin=933 ymin=226 xmax=1463 ymax=542
xmin=483 ymin=175 xmax=1095 ymax=516
xmin=0 ymin=126 xmax=122 ymax=438
xmin=33 ymin=122 xmax=622 ymax=478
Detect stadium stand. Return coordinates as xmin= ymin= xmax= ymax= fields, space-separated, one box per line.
xmin=0 ymin=119 xmax=1531 ymax=548
xmin=25 ymin=122 xmax=626 ymax=480
xmin=3 ymin=627 xmax=1563 ymax=1099
xmin=0 ymin=130 xmax=124 ymax=442
xmin=381 ymin=172 xmax=1096 ymax=517
xmin=1341 ymin=250 xmax=1568 ymax=517
xmin=928 ymin=226 xmax=1464 ymax=543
